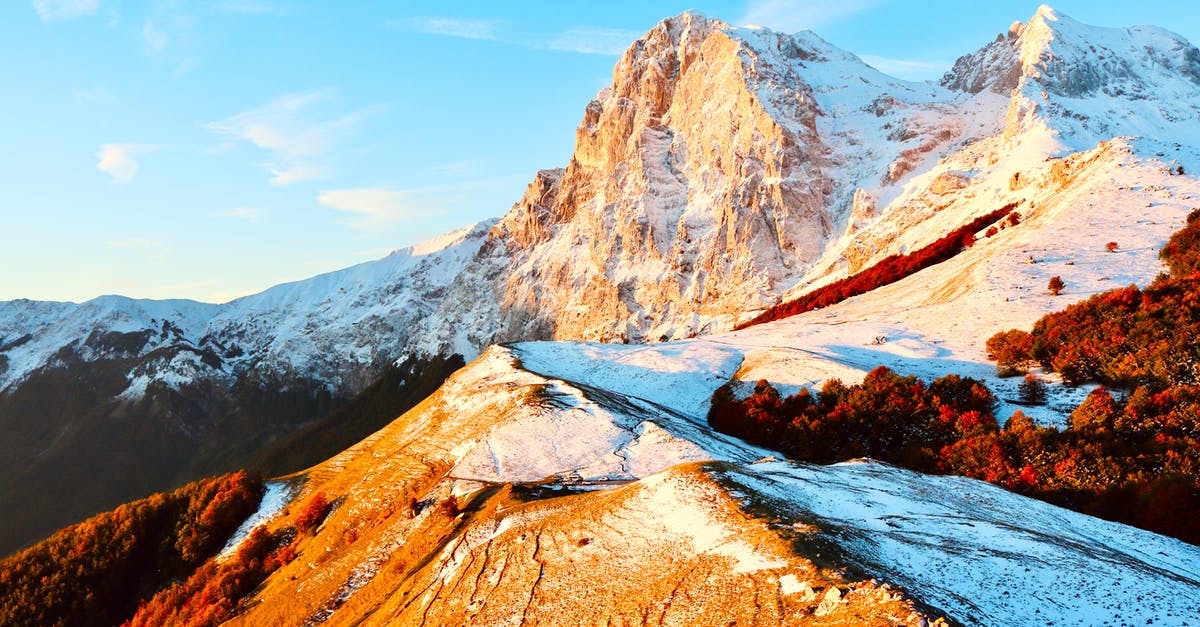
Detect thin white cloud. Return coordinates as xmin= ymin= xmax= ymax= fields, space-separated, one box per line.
xmin=139 ymin=2 xmax=198 ymax=74
xmin=317 ymin=187 xmax=448 ymax=230
xmin=106 ymin=239 xmax=162 ymax=248
xmin=546 ymin=28 xmax=639 ymax=55
xmin=142 ymin=19 xmax=170 ymax=54
xmin=210 ymin=1 xmax=291 ymax=15
xmin=33 ymin=0 xmax=98 ymax=22
xmin=214 ymin=207 xmax=266 ymax=222
xmin=71 ymin=86 xmax=119 ymax=105
xmin=264 ymin=162 xmax=328 ymax=186
xmin=741 ymin=0 xmax=881 ymax=32
xmin=859 ymin=54 xmax=949 ymax=81
xmin=391 ymin=16 xmax=503 ymax=41
xmin=96 ymin=143 xmax=162 ymax=183
xmin=425 ymin=159 xmax=482 ymax=178
xmin=391 ymin=17 xmax=634 ymax=56
xmin=208 ymin=91 xmax=367 ymax=186
xmin=203 ymin=141 xmax=238 ymax=155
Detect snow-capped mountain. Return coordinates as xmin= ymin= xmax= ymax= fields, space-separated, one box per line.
xmin=8 ymin=6 xmax=1200 ymax=401
xmin=5 ymin=8 xmax=1200 ymax=620
xmin=945 ymin=5 xmax=1200 ymax=146
xmin=426 ymin=11 xmax=996 ymax=348
xmin=0 ymin=220 xmax=493 ymax=397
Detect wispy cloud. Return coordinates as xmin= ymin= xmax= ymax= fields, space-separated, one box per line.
xmin=106 ymin=239 xmax=163 ymax=248
xmin=390 ymin=17 xmax=635 ymax=56
xmin=424 ymin=159 xmax=482 ymax=178
xmin=741 ymin=0 xmax=881 ymax=32
xmin=140 ymin=1 xmax=198 ymax=74
xmin=209 ymin=1 xmax=292 ymax=15
xmin=391 ymin=16 xmax=503 ymax=41
xmin=96 ymin=143 xmax=162 ymax=183
xmin=203 ymin=141 xmax=238 ymax=155
xmin=263 ymin=162 xmax=329 ymax=186
xmin=33 ymin=0 xmax=98 ymax=22
xmin=546 ymin=28 xmax=640 ymax=55
xmin=142 ymin=19 xmax=170 ymax=54
xmin=317 ymin=186 xmax=451 ymax=230
xmin=859 ymin=54 xmax=948 ymax=81
xmin=208 ymin=91 xmax=368 ymax=185
xmin=214 ymin=207 xmax=266 ymax=222
xmin=72 ymin=86 xmax=119 ymax=105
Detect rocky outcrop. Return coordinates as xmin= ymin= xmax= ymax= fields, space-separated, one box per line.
xmin=940 ymin=22 xmax=1023 ymax=95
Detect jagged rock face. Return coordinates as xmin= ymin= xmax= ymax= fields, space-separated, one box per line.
xmin=940 ymin=24 xmax=1024 ymax=95
xmin=484 ymin=13 xmax=834 ymax=344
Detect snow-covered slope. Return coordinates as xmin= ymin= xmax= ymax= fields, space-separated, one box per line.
xmin=227 ymin=343 xmax=1200 ymax=626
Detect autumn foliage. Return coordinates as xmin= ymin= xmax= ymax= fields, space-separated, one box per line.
xmin=124 ymin=490 xmax=337 ymax=626
xmin=709 ymin=367 xmax=998 ymax=473
xmin=296 ymin=492 xmax=333 ymax=532
xmin=739 ymin=204 xmax=1017 ymax=328
xmin=1159 ymin=208 xmax=1200 ymax=277
xmin=0 ymin=471 xmax=262 ymax=627
xmin=123 ymin=489 xmax=334 ymax=627
xmin=969 ymin=208 xmax=1200 ymax=543
xmin=994 ymin=208 xmax=1200 ymax=389
xmin=124 ymin=525 xmax=296 ymax=627
xmin=986 ymin=329 xmax=1034 ymax=376
xmin=709 ymin=369 xmax=1200 ymax=544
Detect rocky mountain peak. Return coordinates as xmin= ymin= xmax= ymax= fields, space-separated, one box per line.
xmin=941 ymin=5 xmax=1200 ymax=146
xmin=944 ymin=5 xmax=1200 ymax=97
xmin=470 ymin=12 xmax=840 ymax=346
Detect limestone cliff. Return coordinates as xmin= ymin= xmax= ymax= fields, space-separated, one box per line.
xmin=425 ymin=11 xmax=973 ymax=350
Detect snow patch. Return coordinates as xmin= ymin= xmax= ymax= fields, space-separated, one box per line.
xmin=217 ymin=481 xmax=298 ymax=561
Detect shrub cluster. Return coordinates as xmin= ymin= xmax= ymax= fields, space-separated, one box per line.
xmin=740 ymin=204 xmax=1017 ymax=328
xmin=710 ymin=367 xmax=997 ymax=473
xmin=709 ymin=370 xmax=1200 ymax=544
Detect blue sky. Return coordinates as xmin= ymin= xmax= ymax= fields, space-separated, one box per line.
xmin=3 ymin=1 xmax=1198 ymax=303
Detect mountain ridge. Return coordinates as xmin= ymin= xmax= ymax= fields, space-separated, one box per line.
xmin=5 ymin=10 xmax=1200 ymax=608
